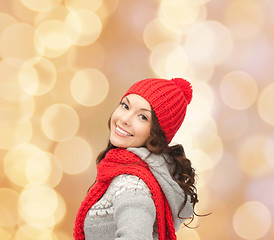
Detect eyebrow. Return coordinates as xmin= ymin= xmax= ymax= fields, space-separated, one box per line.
xmin=124 ymin=96 xmax=151 ymax=112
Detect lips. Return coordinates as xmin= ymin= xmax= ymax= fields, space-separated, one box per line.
xmin=115 ymin=125 xmax=133 ymax=137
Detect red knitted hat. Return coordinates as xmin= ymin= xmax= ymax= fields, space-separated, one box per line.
xmin=122 ymin=78 xmax=192 ymax=143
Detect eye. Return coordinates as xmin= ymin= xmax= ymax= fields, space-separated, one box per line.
xmin=139 ymin=114 xmax=148 ymax=121
xmin=120 ymin=102 xmax=129 ymax=110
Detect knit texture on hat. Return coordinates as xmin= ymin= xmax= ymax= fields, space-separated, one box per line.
xmin=73 ymin=148 xmax=176 ymax=240
xmin=122 ymin=78 xmax=193 ymax=143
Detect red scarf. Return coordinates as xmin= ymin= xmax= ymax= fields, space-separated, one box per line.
xmin=73 ymin=148 xmax=176 ymax=240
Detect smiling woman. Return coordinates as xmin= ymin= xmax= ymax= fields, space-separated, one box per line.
xmin=110 ymin=94 xmax=152 ymax=148
xmin=74 ymin=78 xmax=198 ymax=240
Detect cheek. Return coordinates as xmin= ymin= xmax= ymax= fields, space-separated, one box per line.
xmin=110 ymin=109 xmax=119 ymax=126
xmin=145 ymin=127 xmax=151 ymax=139
xmin=109 ymin=116 xmax=116 ymax=134
xmin=139 ymin=124 xmax=151 ymax=141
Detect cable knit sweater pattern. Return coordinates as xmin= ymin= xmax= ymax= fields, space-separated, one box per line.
xmin=74 ymin=148 xmax=193 ymax=240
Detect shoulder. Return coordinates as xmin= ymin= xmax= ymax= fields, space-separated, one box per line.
xmin=112 ymin=175 xmax=156 ymax=222
xmin=110 ymin=174 xmax=152 ymax=200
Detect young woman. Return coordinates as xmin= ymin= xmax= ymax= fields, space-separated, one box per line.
xmin=74 ymin=78 xmax=198 ymax=240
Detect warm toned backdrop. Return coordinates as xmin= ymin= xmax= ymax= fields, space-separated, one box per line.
xmin=0 ymin=0 xmax=274 ymax=239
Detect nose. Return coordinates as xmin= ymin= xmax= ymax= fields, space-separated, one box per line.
xmin=120 ymin=111 xmax=132 ymax=126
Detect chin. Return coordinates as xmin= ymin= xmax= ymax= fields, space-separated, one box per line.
xmin=110 ymin=138 xmax=127 ymax=148
xmin=112 ymin=143 xmax=126 ymax=148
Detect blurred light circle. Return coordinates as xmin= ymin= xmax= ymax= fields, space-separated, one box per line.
xmin=0 ymin=59 xmax=31 ymax=102
xmin=173 ymin=121 xmax=218 ymax=166
xmin=149 ymin=42 xmax=178 ymax=77
xmin=189 ymin=149 xmax=214 ymax=188
xmin=224 ymin=36 xmax=273 ymax=82
xmin=65 ymin=0 xmax=103 ymax=11
xmin=54 ymin=136 xmax=92 ymax=174
xmin=257 ymin=83 xmax=274 ymax=126
xmin=34 ymin=6 xmax=69 ymax=25
xmin=20 ymin=0 xmax=62 ymax=12
xmin=191 ymin=0 xmax=211 ymax=5
xmin=183 ymin=61 xmax=214 ymax=83
xmin=35 ymin=20 xmax=71 ymax=58
xmin=18 ymin=188 xmax=65 ymax=229
xmin=96 ymin=0 xmax=119 ymax=20
xmin=196 ymin=168 xmax=214 ymax=189
xmin=15 ymin=224 xmax=54 ymax=240
xmin=0 ymin=119 xmax=32 ymax=150
xmin=4 ymin=144 xmax=41 ymax=186
xmin=0 ymin=188 xmax=20 ymax=229
xmin=220 ymin=71 xmax=258 ymax=110
xmin=52 ymin=230 xmax=73 ymax=240
xmin=233 ymin=201 xmax=271 ymax=239
xmin=44 ymin=153 xmax=63 ymax=188
xmin=189 ymin=149 xmax=214 ymax=173
xmin=0 ymin=23 xmax=41 ymax=60
xmin=25 ymin=151 xmax=51 ymax=184
xmin=19 ymin=57 xmax=57 ymax=96
xmin=183 ymin=109 xmax=218 ymax=136
xmin=172 ymin=130 xmax=193 ymax=153
xmin=165 ymin=46 xmax=189 ymax=78
xmin=17 ymin=190 xmax=65 ymax=228
xmin=19 ymin=213 xmax=55 ymax=229
xmin=182 ymin=86 xmax=215 ymax=132
xmin=54 ymin=192 xmax=67 ymax=225
xmin=176 ymin=113 xmax=217 ymax=147
xmin=192 ymin=130 xmax=223 ymax=167
xmin=70 ymin=68 xmax=109 ymax=106
xmin=238 ymin=135 xmax=270 ymax=177
xmin=171 ymin=82 xmax=218 ymax=148
xmin=193 ymin=81 xmax=215 ymax=111
xmin=176 ymin=228 xmax=200 ymax=240
xmin=18 ymin=63 xmax=37 ymax=95
xmin=246 ymin=177 xmax=274 ymax=215
xmin=0 ymin=95 xmax=35 ymax=125
xmin=19 ymin=185 xmax=58 ymax=220
xmin=41 ymin=104 xmax=79 ymax=141
xmin=156 ymin=16 xmax=182 ymax=36
xmin=0 ymin=13 xmax=17 ymax=35
xmin=185 ymin=21 xmax=233 ymax=65
xmin=225 ymin=0 xmax=264 ymax=40
xmin=184 ymin=107 xmax=216 ymax=135
xmin=0 ymin=228 xmax=12 ymax=239
xmin=160 ymin=0 xmax=200 ymax=25
xmin=143 ymin=18 xmax=182 ymax=51
xmin=11 ymin=0 xmax=37 ymax=23
xmin=29 ymin=120 xmax=56 ymax=153
xmin=64 ymin=10 xmax=102 ymax=46
xmin=194 ymin=188 xmax=210 ymax=218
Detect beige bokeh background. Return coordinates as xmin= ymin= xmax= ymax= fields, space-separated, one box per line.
xmin=0 ymin=0 xmax=274 ymax=239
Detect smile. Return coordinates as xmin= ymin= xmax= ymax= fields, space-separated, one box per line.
xmin=115 ymin=125 xmax=133 ymax=136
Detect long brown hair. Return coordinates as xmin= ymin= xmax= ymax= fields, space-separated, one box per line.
xmin=146 ymin=109 xmax=199 ymax=224
xmin=96 ymin=109 xmax=199 ymax=224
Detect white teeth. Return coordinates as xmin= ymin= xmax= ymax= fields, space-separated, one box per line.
xmin=116 ymin=126 xmax=132 ymax=136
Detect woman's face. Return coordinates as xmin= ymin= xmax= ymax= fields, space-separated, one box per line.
xmin=110 ymin=94 xmax=152 ymax=148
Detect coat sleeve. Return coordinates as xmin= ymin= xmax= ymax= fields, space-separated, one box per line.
xmin=112 ymin=175 xmax=156 ymax=240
